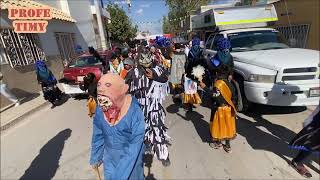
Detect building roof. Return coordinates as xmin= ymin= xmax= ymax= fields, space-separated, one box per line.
xmin=1 ymin=0 xmax=76 ymax=22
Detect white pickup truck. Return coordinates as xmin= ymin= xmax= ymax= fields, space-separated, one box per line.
xmin=204 ymin=27 xmax=320 ymax=111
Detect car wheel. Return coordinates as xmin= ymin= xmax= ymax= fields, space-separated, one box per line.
xmin=234 ymin=75 xmax=252 ymax=113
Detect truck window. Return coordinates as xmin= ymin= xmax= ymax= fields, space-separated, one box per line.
xmin=228 ymin=30 xmax=289 ymax=52
xmin=206 ymin=35 xmax=214 ymax=49
xmin=212 ymin=34 xmax=224 ymax=51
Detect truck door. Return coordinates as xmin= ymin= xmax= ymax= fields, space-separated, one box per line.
xmin=204 ymin=33 xmax=224 ymax=60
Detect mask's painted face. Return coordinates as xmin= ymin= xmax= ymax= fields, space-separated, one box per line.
xmin=139 ymin=53 xmax=152 ymax=68
xmin=97 ymin=73 xmax=129 ymax=125
xmin=97 ymin=94 xmax=120 ymax=122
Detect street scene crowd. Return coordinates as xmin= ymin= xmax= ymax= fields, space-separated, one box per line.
xmin=1 ymin=0 xmax=319 ymax=180
xmin=24 ymin=35 xmax=319 ymax=180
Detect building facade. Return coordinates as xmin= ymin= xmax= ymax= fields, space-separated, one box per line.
xmin=0 ymin=0 xmax=110 ymax=109
xmin=271 ymin=0 xmax=319 ymax=50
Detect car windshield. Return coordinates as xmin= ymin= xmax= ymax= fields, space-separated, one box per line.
xmin=228 ymin=30 xmax=289 ymax=52
xmin=69 ymin=56 xmax=102 ymax=67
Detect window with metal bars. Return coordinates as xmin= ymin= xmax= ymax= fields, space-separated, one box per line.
xmin=0 ymin=29 xmax=46 ymax=68
xmin=275 ymin=24 xmax=310 ymax=48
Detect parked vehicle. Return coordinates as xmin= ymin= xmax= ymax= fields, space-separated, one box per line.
xmin=61 ymin=51 xmax=111 ymax=95
xmin=192 ymin=4 xmax=320 ymax=111
xmin=63 ymin=51 xmax=110 ymax=84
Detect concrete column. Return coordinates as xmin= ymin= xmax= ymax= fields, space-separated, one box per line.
xmin=94 ymin=0 xmax=107 ymax=50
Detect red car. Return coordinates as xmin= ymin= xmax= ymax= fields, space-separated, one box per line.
xmin=63 ymin=51 xmax=111 ymax=84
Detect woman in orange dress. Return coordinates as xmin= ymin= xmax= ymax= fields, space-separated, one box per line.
xmin=199 ymin=38 xmax=236 ymax=153
xmin=200 ymin=79 xmax=236 ymax=153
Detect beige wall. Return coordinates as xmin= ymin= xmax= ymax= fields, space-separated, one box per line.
xmin=0 ymin=56 xmax=64 ymax=109
xmin=273 ymin=0 xmax=320 ymax=50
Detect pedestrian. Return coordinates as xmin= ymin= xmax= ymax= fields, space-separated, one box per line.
xmin=169 ymin=43 xmax=187 ymax=102
xmin=75 ymin=44 xmax=83 ymax=55
xmin=121 ymin=57 xmax=135 ymax=82
xmin=199 ymin=78 xmax=237 ymax=153
xmin=0 ymin=72 xmax=20 ymax=107
xmin=89 ymin=47 xmax=108 ymax=74
xmin=90 ymin=73 xmax=145 ymax=180
xmin=35 ymin=60 xmax=62 ymax=108
xmin=126 ymin=46 xmax=171 ymax=166
xmin=207 ymin=38 xmax=234 ymax=81
xmin=184 ymin=41 xmax=192 ymax=56
xmin=199 ymin=38 xmax=237 ymax=153
xmin=109 ymin=52 xmax=124 ymax=74
xmin=289 ymin=106 xmax=319 ymax=178
xmin=183 ymin=37 xmax=206 ymax=112
xmin=79 ymin=73 xmax=97 ymax=118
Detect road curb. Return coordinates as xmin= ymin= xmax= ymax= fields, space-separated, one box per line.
xmin=1 ymin=102 xmax=50 ymax=133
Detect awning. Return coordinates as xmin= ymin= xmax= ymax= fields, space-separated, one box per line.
xmin=1 ymin=0 xmax=76 ymax=22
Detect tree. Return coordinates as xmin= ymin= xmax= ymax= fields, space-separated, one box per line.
xmin=106 ymin=4 xmax=137 ymax=43
xmin=162 ymin=16 xmax=172 ymax=34
xmin=163 ymin=0 xmax=210 ymax=34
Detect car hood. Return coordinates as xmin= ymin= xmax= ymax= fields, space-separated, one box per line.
xmin=232 ymin=48 xmax=320 ymax=70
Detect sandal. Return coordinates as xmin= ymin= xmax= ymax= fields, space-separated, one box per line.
xmin=289 ymin=161 xmax=312 ymax=178
xmin=223 ymin=145 xmax=232 ymax=153
xmin=209 ymin=142 xmax=222 ymax=149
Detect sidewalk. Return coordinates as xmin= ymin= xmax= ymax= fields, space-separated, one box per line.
xmin=0 ymin=92 xmax=49 ymax=132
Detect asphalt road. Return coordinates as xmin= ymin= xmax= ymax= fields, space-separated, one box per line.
xmin=1 ymin=96 xmax=319 ymax=179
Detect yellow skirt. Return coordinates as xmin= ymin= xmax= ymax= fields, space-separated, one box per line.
xmin=87 ymin=97 xmax=96 ymax=118
xmin=183 ymin=93 xmax=202 ymax=104
xmin=210 ymin=106 xmax=236 ymax=141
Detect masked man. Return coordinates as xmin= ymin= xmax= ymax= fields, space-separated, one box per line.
xmin=90 ymin=73 xmax=145 ymax=180
xmin=126 ymin=47 xmax=171 ymax=166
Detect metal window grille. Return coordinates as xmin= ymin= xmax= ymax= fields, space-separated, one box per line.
xmin=275 ymin=24 xmax=310 ymax=48
xmin=55 ymin=32 xmax=76 ymax=62
xmin=0 ymin=29 xmax=46 ymax=68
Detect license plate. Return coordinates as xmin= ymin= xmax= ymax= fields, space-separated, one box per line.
xmin=77 ymin=76 xmax=84 ymax=82
xmin=309 ymin=88 xmax=320 ymax=97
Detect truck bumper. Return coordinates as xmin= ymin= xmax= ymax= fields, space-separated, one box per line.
xmin=244 ymin=81 xmax=320 ymax=106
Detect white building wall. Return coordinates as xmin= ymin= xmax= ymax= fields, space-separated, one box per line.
xmin=38 ymin=20 xmax=87 ymax=56
xmin=66 ymin=0 xmax=97 ymax=49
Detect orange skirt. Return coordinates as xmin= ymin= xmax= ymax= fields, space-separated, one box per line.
xmin=210 ymin=106 xmax=236 ymax=141
xmin=183 ymin=93 xmax=202 ymax=104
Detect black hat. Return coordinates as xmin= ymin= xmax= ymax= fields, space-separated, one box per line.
xmin=110 ymin=52 xmax=118 ymax=60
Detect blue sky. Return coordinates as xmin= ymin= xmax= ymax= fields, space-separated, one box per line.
xmin=103 ymin=0 xmax=238 ymax=34
xmin=104 ymin=0 xmax=169 ymax=34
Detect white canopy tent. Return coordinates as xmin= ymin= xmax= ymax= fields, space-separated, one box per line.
xmin=135 ymin=34 xmax=147 ymax=40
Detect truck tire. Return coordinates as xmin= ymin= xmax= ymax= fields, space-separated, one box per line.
xmin=234 ymin=75 xmax=252 ymax=112
xmin=231 ymin=79 xmax=243 ymax=112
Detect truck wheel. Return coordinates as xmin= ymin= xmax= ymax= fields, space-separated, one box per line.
xmin=234 ymin=76 xmax=251 ymax=112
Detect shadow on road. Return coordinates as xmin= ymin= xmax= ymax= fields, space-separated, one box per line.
xmin=245 ymin=104 xmax=307 ymax=115
xmin=19 ymin=129 xmax=72 ymax=180
xmin=237 ymin=116 xmax=319 ymax=174
xmin=143 ymin=154 xmax=156 ymax=180
xmin=176 ymin=111 xmax=212 ymax=143
xmin=166 ymin=103 xmax=180 ymax=114
xmin=11 ymin=88 xmax=40 ymax=105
